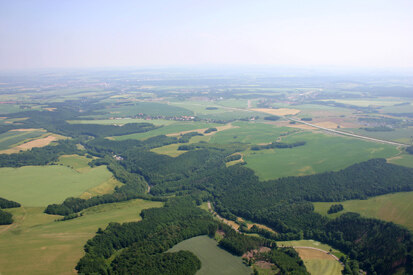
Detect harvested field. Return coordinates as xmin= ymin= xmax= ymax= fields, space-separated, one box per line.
xmin=295 ymin=248 xmax=334 ymax=260
xmin=314 ymin=121 xmax=340 ymax=129
xmin=252 ymin=108 xmax=301 ymax=116
xmin=17 ymin=135 xmax=58 ymax=150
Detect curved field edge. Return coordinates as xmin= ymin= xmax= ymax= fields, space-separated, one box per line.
xmin=0 ymin=164 xmax=120 ymax=207
xmin=313 ymin=191 xmax=413 ymax=231
xmin=168 ymin=235 xmax=252 ymax=275
xmin=0 ymin=199 xmax=163 ymax=275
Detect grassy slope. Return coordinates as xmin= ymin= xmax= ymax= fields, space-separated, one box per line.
xmin=168 ymin=235 xmax=252 ymax=275
xmin=209 ymin=121 xmax=293 ymax=144
xmin=113 ymin=121 xmax=220 ymax=140
xmin=388 ymin=153 xmax=413 ymax=168
xmin=0 ymin=165 xmax=117 ymax=206
xmin=244 ymin=132 xmax=399 ymax=180
xmin=303 ymin=259 xmax=342 ymax=275
xmin=0 ymin=199 xmax=163 ymax=275
xmin=313 ymin=191 xmax=413 ymax=231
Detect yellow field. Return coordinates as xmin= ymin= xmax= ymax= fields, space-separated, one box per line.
xmin=252 ymin=108 xmax=301 ymax=116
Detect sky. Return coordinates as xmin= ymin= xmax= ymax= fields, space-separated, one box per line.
xmin=0 ymin=0 xmax=413 ymax=70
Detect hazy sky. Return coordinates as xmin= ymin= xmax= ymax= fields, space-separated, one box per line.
xmin=1 ymin=0 xmax=413 ymax=70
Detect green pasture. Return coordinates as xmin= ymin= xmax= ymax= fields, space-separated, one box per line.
xmin=302 ymin=259 xmax=343 ymax=275
xmin=0 ymin=165 xmax=116 ymax=206
xmin=57 ymin=154 xmax=91 ymax=171
xmin=92 ymin=102 xmax=193 ymax=118
xmin=168 ymin=235 xmax=251 ymax=275
xmin=209 ymin=121 xmax=293 ymax=144
xmin=313 ymin=191 xmax=413 ymax=231
xmin=113 ymin=121 xmax=220 ymax=140
xmin=215 ymin=99 xmax=251 ymax=109
xmin=349 ymin=127 xmax=413 ymax=144
xmin=244 ymin=132 xmax=399 ymax=180
xmin=0 ymin=199 xmax=163 ymax=275
xmin=388 ymin=153 xmax=413 ymax=168
xmin=67 ymin=118 xmax=175 ymax=126
xmin=169 ymin=100 xmax=260 ymax=120
xmin=0 ymin=130 xmax=45 ymax=150
xmin=151 ymin=143 xmax=186 ymax=157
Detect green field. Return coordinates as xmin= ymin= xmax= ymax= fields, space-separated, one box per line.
xmin=168 ymin=235 xmax=252 ymax=275
xmin=113 ymin=121 xmax=220 ymax=140
xmin=0 ymin=165 xmax=117 ymax=206
xmin=0 ymin=130 xmax=46 ymax=150
xmin=91 ymin=102 xmax=194 ymax=118
xmin=244 ymin=132 xmax=399 ymax=180
xmin=349 ymin=127 xmax=413 ymax=144
xmin=209 ymin=121 xmax=294 ymax=144
xmin=313 ymin=191 xmax=413 ymax=231
xmin=388 ymin=153 xmax=413 ymax=168
xmin=67 ymin=118 xmax=176 ymax=126
xmin=302 ymin=259 xmax=343 ymax=275
xmin=0 ymin=199 xmax=163 ymax=275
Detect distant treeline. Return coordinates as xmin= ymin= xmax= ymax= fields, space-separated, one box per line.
xmin=361 ymin=126 xmax=394 ymax=132
xmin=251 ymin=141 xmax=306 ymax=150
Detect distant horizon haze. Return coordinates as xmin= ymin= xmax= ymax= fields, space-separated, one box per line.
xmin=1 ymin=0 xmax=413 ymax=70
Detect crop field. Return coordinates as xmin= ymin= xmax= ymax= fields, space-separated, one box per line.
xmin=0 ymin=199 xmax=163 ymax=275
xmin=277 ymin=240 xmax=344 ymax=259
xmin=92 ymin=102 xmax=194 ymax=118
xmin=168 ymin=235 xmax=252 ymax=275
xmin=168 ymin=100 xmax=261 ymax=120
xmin=113 ymin=121 xmax=220 ymax=140
xmin=0 ymin=129 xmax=46 ymax=150
xmin=313 ymin=191 xmax=413 ymax=231
xmin=0 ymin=165 xmax=118 ymax=206
xmin=349 ymin=127 xmax=413 ymax=144
xmin=209 ymin=121 xmax=293 ymax=144
xmin=244 ymin=132 xmax=399 ymax=180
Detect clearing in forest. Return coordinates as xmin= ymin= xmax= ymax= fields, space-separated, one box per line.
xmin=169 ymin=235 xmax=251 ymax=275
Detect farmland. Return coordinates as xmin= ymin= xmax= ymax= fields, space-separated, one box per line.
xmin=0 ymin=165 xmax=119 ymax=206
xmin=244 ymin=132 xmax=398 ymax=180
xmin=0 ymin=199 xmax=163 ymax=275
xmin=0 ymin=129 xmax=46 ymax=150
xmin=313 ymin=191 xmax=413 ymax=231
xmin=168 ymin=235 xmax=252 ymax=275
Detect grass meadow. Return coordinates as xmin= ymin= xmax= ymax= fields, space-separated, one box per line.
xmin=209 ymin=121 xmax=293 ymax=144
xmin=168 ymin=235 xmax=252 ymax=275
xmin=0 ymin=165 xmax=118 ymax=206
xmin=244 ymin=132 xmax=399 ymax=180
xmin=313 ymin=191 xmax=413 ymax=231
xmin=0 ymin=199 xmax=163 ymax=275
xmin=113 ymin=121 xmax=220 ymax=140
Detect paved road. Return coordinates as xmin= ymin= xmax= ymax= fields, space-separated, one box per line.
xmin=287 ymin=118 xmax=408 ymax=147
